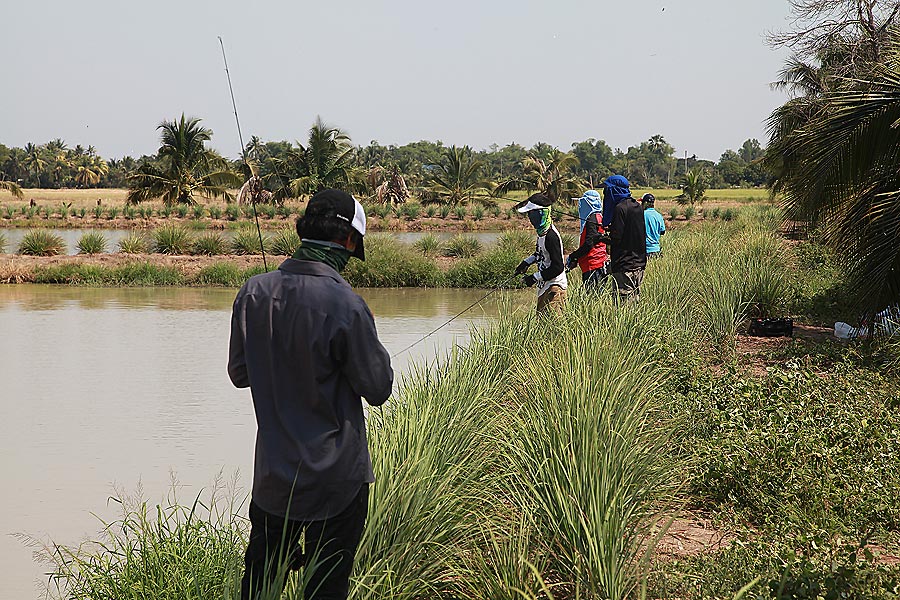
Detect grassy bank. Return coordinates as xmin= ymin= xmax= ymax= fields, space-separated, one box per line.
xmin=38 ymin=209 xmax=900 ymax=599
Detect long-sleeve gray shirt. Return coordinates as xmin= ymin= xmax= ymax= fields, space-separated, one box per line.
xmin=228 ymin=258 xmax=393 ymax=521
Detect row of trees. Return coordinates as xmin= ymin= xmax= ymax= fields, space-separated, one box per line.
xmin=1 ymin=128 xmax=769 ymax=198
xmin=102 ymin=116 xmax=744 ymax=208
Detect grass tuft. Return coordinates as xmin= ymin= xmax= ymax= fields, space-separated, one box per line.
xmin=76 ymin=232 xmax=108 ymax=255
xmin=18 ymin=230 xmax=66 ymax=256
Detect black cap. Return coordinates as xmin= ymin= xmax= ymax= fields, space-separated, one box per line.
xmin=307 ymin=189 xmax=367 ymax=260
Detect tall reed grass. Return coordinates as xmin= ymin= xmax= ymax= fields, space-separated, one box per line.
xmin=18 ymin=230 xmax=66 ymax=256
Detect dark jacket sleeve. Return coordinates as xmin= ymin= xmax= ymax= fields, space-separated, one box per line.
xmin=569 ymin=216 xmax=602 ymax=261
xmin=342 ymin=301 xmax=394 ymax=407
xmin=539 ymin=228 xmax=565 ymax=282
xmin=227 ymin=288 xmax=250 ymax=389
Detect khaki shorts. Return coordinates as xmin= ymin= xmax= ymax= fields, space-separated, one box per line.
xmin=536 ymin=284 xmax=566 ymax=314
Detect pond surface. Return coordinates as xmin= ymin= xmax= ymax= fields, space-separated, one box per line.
xmin=0 ymin=285 xmax=524 ymax=599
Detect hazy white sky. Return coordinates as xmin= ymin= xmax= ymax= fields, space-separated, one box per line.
xmin=0 ymin=0 xmax=793 ymax=161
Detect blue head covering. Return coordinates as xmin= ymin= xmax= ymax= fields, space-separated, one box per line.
xmin=602 ymin=174 xmax=631 ymax=227
xmin=577 ymin=190 xmax=603 ymax=233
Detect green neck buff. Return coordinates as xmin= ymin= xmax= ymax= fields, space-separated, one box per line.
xmin=292 ymin=239 xmax=351 ymax=273
xmin=529 ymin=208 xmax=552 ymax=236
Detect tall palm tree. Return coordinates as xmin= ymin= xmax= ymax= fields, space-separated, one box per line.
xmin=765 ymin=33 xmax=900 ymax=315
xmin=126 ymin=115 xmax=241 ymax=205
xmin=267 ymin=117 xmax=360 ymax=203
xmin=22 ymin=143 xmax=46 ymax=183
xmin=494 ymin=150 xmax=581 ymax=203
xmin=425 ymin=146 xmax=493 ymax=205
xmin=74 ymin=155 xmax=108 ymax=188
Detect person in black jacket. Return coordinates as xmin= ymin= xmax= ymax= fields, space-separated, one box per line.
xmin=229 ymin=189 xmax=393 ymax=600
xmin=608 ymin=192 xmax=647 ymax=301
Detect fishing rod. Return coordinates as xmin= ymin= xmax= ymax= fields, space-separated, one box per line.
xmin=391 ymin=273 xmax=520 ymax=359
xmin=218 ymin=36 xmax=268 ymax=271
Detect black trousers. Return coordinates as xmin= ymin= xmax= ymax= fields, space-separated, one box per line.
xmin=240 ymin=484 xmax=369 ymax=600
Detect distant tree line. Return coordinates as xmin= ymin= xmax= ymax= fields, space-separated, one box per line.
xmin=1 ymin=126 xmax=769 ymax=197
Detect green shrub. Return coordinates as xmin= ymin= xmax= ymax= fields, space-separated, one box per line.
xmin=4 ymin=205 xmax=15 ymax=219
xmin=196 ymin=262 xmax=245 ymax=286
xmin=123 ymin=206 xmax=137 ymax=220
xmin=402 ymin=203 xmax=422 ymax=220
xmin=18 ymin=230 xmax=66 ymax=256
xmin=344 ymin=234 xmax=441 ymax=287
xmin=58 ymin=204 xmax=70 ymax=219
xmin=105 ymin=206 xmax=120 ymax=220
xmin=669 ymin=207 xmax=680 ymax=220
xmin=261 ymin=204 xmax=276 ymax=219
xmin=231 ymin=228 xmax=271 ymax=255
xmin=425 ymin=205 xmax=437 ymax=218
xmin=160 ymin=205 xmax=172 ymax=218
xmin=118 ymin=233 xmax=149 ymax=254
xmin=497 ymin=230 xmax=534 ymax=254
xmin=32 ymin=262 xmax=184 ymax=285
xmin=225 ymin=205 xmax=240 ymax=221
xmin=76 ymin=232 xmax=108 ymax=255
xmin=442 ymin=235 xmax=482 ymax=258
xmin=191 ymin=233 xmax=229 ymax=256
xmin=709 ymin=207 xmax=721 ymax=219
xmin=489 ymin=206 xmax=501 ymax=218
xmin=453 ymin=206 xmax=467 ymax=220
xmin=153 ymin=226 xmax=192 ymax=255
xmin=208 ymin=205 xmax=223 ymax=220
xmin=439 ymin=205 xmax=451 ymax=219
xmin=721 ymin=207 xmax=738 ymax=221
xmin=472 ymin=206 xmax=484 ymax=221
xmin=683 ymin=206 xmax=696 ymax=220
xmin=191 ymin=205 xmax=206 ymax=219
xmin=78 ymin=207 xmax=87 ymax=219
xmin=270 ymin=228 xmax=301 ymax=256
xmin=412 ymin=234 xmax=441 ymax=256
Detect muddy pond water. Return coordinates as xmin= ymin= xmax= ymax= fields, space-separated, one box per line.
xmin=0 ymin=284 xmax=525 ymax=599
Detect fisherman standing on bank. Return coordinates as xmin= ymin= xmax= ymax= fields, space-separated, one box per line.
xmin=566 ymin=189 xmax=609 ymax=290
xmin=229 ymin=189 xmax=393 ymax=600
xmin=514 ymin=193 xmax=568 ymax=313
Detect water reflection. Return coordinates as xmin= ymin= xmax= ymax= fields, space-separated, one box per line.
xmin=0 ymin=284 xmax=525 ymax=599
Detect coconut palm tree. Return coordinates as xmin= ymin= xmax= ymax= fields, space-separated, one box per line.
xmin=368 ymin=164 xmax=410 ymax=205
xmin=126 ymin=115 xmax=241 ymax=205
xmin=494 ymin=149 xmax=581 ymax=203
xmin=677 ymin=168 xmax=708 ymax=206
xmin=267 ymin=117 xmax=360 ymax=203
xmin=74 ymin=155 xmax=108 ymax=188
xmin=22 ymin=143 xmax=46 ymax=184
xmin=765 ymin=32 xmax=900 ymax=315
xmin=424 ymin=146 xmax=493 ymax=205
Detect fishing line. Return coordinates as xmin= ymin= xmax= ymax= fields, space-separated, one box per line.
xmin=390 ymin=273 xmax=519 ymax=359
xmin=218 ymin=36 xmax=268 ymax=271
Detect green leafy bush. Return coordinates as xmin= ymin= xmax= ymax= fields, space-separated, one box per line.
xmin=231 ymin=228 xmax=270 ymax=255
xmin=225 ymin=205 xmax=240 ymax=221
xmin=76 ymin=232 xmax=108 ymax=255
xmin=191 ymin=205 xmax=206 ymax=219
xmin=18 ymin=230 xmax=65 ymax=256
xmin=442 ymin=235 xmax=482 ymax=258
xmin=191 ymin=233 xmax=229 ymax=256
xmin=153 ymin=226 xmax=193 ymax=255
xmin=344 ymin=234 xmax=441 ymax=287
xmin=118 ymin=233 xmax=149 ymax=254
xmin=270 ymin=228 xmax=301 ymax=256
xmin=412 ymin=234 xmax=441 ymax=256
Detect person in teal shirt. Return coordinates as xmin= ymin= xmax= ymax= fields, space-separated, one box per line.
xmin=641 ymin=193 xmax=666 ymax=258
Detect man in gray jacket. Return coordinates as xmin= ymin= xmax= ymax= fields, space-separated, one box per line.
xmin=229 ymin=189 xmax=393 ymax=600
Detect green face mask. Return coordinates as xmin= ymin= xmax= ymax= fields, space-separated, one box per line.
xmin=528 ymin=208 xmax=552 ymax=235
xmin=292 ymin=240 xmax=351 ymax=272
